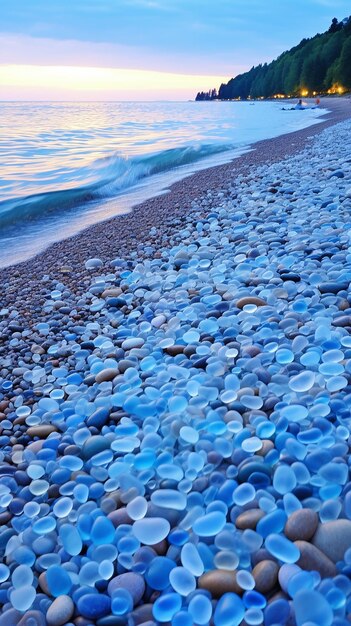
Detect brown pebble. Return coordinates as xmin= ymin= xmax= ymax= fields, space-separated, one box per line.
xmin=27 ymin=424 xmax=58 ymax=438
xmin=284 ymin=509 xmax=319 ymax=542
xmin=236 ymin=296 xmax=267 ymax=309
xmin=312 ymin=519 xmax=351 ymax=563
xmin=236 ymin=509 xmax=265 ymax=530
xmin=252 ymin=560 xmax=279 ymax=594
xmin=198 ymin=570 xmax=242 ymax=598
xmin=95 ymin=367 xmax=119 ymax=383
xmin=165 ymin=345 xmax=185 ymax=356
xmin=295 ymin=540 xmax=337 ymax=578
xmin=256 ymin=439 xmax=274 ymax=456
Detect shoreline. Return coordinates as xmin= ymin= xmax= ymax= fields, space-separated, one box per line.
xmin=1 ymin=98 xmax=350 ymax=299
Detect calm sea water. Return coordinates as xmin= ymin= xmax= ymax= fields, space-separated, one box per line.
xmin=0 ymin=101 xmax=327 ymax=268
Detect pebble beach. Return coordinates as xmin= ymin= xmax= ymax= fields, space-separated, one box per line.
xmin=2 ymin=98 xmax=351 ymax=625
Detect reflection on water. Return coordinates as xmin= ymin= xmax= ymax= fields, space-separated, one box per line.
xmin=0 ymin=101 xmax=327 ymax=267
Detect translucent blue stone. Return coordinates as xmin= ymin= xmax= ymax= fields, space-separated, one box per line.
xmin=213 ymin=593 xmax=245 ymax=626
xmin=153 ymin=593 xmax=182 ymax=622
xmin=99 ymin=560 xmax=114 ymax=580
xmin=169 ymin=566 xmax=196 ymax=596
xmin=91 ymin=517 xmax=115 ymax=545
xmin=0 ymin=564 xmax=10 ymax=582
xmin=77 ymin=593 xmax=111 ymax=620
xmin=151 ymin=490 xmax=187 ymax=510
xmin=265 ymin=533 xmax=300 ymax=563
xmin=111 ymin=589 xmax=133 ymax=615
xmin=126 ymin=496 xmax=148 ymax=520
xmin=193 ymin=511 xmax=226 ymax=537
xmin=12 ymin=564 xmax=33 ymax=588
xmin=10 ymin=585 xmax=36 ymax=611
xmin=320 ymin=462 xmax=348 ymax=484
xmin=188 ymin=594 xmax=212 ymax=625
xmin=236 ymin=570 xmax=255 ymax=590
xmin=53 ymin=496 xmax=73 ymax=518
xmin=133 ymin=518 xmax=170 ymax=545
xmin=233 ymin=483 xmax=255 ymax=505
xmin=273 ymin=465 xmax=297 ymax=495
xmin=59 ymin=523 xmax=83 ymax=556
xmin=172 ymin=610 xmax=194 ymax=626
xmin=180 ymin=426 xmax=199 ymax=444
xmin=276 ymin=349 xmax=294 ymax=364
xmin=257 ymin=509 xmax=287 ymax=538
xmin=293 ymin=589 xmax=333 ymax=626
xmin=287 ymin=571 xmax=315 ymax=598
xmin=244 ymin=608 xmax=264 ymax=625
xmin=32 ymin=516 xmax=56 ymax=534
xmin=243 ymin=590 xmax=266 ymax=609
xmin=281 ymin=404 xmax=308 ymax=423
xmin=289 ymin=371 xmax=315 ymax=392
xmin=46 ymin=565 xmax=72 ymax=597
xmin=146 ymin=557 xmax=176 ymax=590
xmin=181 ymin=542 xmax=204 ymax=576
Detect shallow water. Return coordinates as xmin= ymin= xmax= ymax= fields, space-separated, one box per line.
xmin=0 ymin=101 xmax=327 ymax=267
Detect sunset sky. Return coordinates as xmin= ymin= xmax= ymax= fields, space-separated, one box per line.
xmin=1 ymin=0 xmax=350 ymax=100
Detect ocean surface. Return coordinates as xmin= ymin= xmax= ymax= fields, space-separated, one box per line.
xmin=0 ymin=101 xmax=328 ymax=268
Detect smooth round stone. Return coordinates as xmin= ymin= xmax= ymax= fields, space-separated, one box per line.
xmin=198 ymin=570 xmax=241 ymax=598
xmin=12 ymin=565 xmax=33 ymax=588
xmin=276 ymin=349 xmax=294 ymax=364
xmin=32 ymin=516 xmax=56 ymax=534
xmin=77 ymin=594 xmax=111 ymax=620
xmin=108 ymin=573 xmax=145 ymax=605
xmin=85 ymin=258 xmax=103 ymax=269
xmin=236 ymin=570 xmax=255 ymax=590
xmin=213 ymin=593 xmax=245 ymax=626
xmin=181 ymin=543 xmax=204 ymax=577
xmin=265 ymin=534 xmax=300 ymax=563
xmin=193 ymin=511 xmax=226 ymax=536
xmin=10 ymin=585 xmax=36 ymax=611
xmin=285 ymin=509 xmax=319 ymax=542
xmin=46 ymin=565 xmax=72 ymax=597
xmin=59 ymin=524 xmax=82 ymax=556
xmin=289 ymin=371 xmax=315 ymax=392
xmin=46 ymin=596 xmax=74 ymax=626
xmin=293 ymin=589 xmax=333 ymax=626
xmin=111 ymin=589 xmax=133 ymax=615
xmin=169 ymin=567 xmax=196 ymax=596
xmin=312 ymin=520 xmax=351 ymax=563
xmin=252 ymin=560 xmax=279 ymax=594
xmin=281 ymin=404 xmax=309 ymax=423
xmin=0 ymin=564 xmax=10 ymax=582
xmin=17 ymin=611 xmax=46 ymax=626
xmin=151 ymin=490 xmax=187 ymax=511
xmin=188 ymin=594 xmax=212 ymax=625
xmin=179 ymin=426 xmax=199 ymax=444
xmin=235 ymin=509 xmax=265 ymax=530
xmin=319 ymin=282 xmax=348 ymax=294
xmin=95 ymin=368 xmax=119 ymax=383
xmin=295 ymin=540 xmax=337 ymax=578
xmin=81 ymin=436 xmax=110 ymax=461
xmin=53 ymin=497 xmax=73 ymax=518
xmin=233 ymin=483 xmax=256 ymax=506
xmin=126 ymin=496 xmax=148 ymax=520
xmin=133 ymin=518 xmax=170 ymax=545
xmin=91 ymin=517 xmax=116 ymax=545
xmin=236 ymin=297 xmax=266 ymax=309
xmin=273 ymin=465 xmax=297 ymax=495
xmin=152 ymin=593 xmax=182 ymax=622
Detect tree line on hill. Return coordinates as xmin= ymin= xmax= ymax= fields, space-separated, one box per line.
xmin=196 ymin=16 xmax=351 ymax=101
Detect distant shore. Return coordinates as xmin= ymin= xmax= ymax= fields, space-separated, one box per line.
xmin=1 ymin=97 xmax=350 ymax=307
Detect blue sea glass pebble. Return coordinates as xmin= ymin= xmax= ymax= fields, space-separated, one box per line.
xmin=265 ymin=534 xmax=300 ymax=563
xmin=146 ymin=557 xmax=175 ymax=590
xmin=91 ymin=517 xmax=115 ymax=545
xmin=12 ymin=564 xmax=33 ymax=588
xmin=293 ymin=589 xmax=333 ymax=626
xmin=169 ymin=566 xmax=196 ymax=596
xmin=111 ymin=589 xmax=133 ymax=615
xmin=53 ymin=497 xmax=73 ymax=518
xmin=152 ymin=593 xmax=182 ymax=622
xmin=233 ymin=483 xmax=255 ymax=505
xmin=193 ymin=512 xmax=226 ymax=536
xmin=10 ymin=585 xmax=36 ymax=611
xmin=151 ymin=490 xmax=187 ymax=510
xmin=273 ymin=465 xmax=297 ymax=495
xmin=133 ymin=518 xmax=170 ymax=545
xmin=46 ymin=565 xmax=72 ymax=596
xmin=188 ymin=594 xmax=212 ymax=625
xmin=0 ymin=564 xmax=9 ymax=582
xmin=126 ymin=496 xmax=148 ymax=520
xmin=181 ymin=542 xmax=204 ymax=576
xmin=214 ymin=593 xmax=245 ymax=626
xmin=77 ymin=594 xmax=111 ymax=620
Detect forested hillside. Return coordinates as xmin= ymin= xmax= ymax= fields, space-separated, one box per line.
xmin=196 ymin=17 xmax=351 ymax=100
